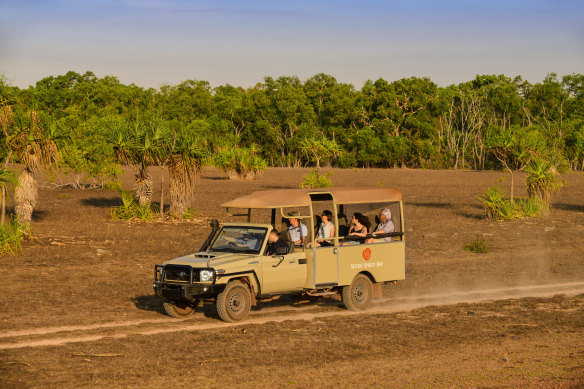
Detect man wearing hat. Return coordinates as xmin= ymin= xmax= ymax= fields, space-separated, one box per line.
xmin=368 ymin=208 xmax=394 ymax=243
xmin=287 ymin=212 xmax=308 ymax=247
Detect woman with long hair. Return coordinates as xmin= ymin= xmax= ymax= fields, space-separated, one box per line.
xmin=342 ymin=212 xmax=370 ymax=245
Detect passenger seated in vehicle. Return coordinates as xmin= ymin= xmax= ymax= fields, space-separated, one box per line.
xmin=310 ymin=209 xmax=335 ymax=247
xmin=234 ymin=232 xmax=261 ymax=250
xmin=367 ymin=208 xmax=395 ymax=243
xmin=287 ymin=212 xmax=308 ymax=247
xmin=342 ymin=213 xmax=370 ymax=245
xmin=266 ymin=229 xmax=289 ymax=255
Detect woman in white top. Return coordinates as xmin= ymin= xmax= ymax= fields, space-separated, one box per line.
xmin=315 ymin=210 xmax=335 ymax=247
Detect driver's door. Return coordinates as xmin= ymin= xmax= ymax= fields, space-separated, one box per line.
xmin=260 ymin=252 xmax=307 ymax=294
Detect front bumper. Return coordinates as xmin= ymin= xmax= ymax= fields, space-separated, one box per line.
xmin=154 ymin=264 xmax=223 ymax=302
xmin=153 ymin=282 xmax=224 ymax=302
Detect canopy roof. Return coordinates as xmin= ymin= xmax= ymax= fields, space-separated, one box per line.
xmin=221 ymin=187 xmax=402 ymax=209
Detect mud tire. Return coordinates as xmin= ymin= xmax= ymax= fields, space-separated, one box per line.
xmin=216 ymin=281 xmax=252 ymax=322
xmin=342 ymin=274 xmax=373 ymax=311
xmin=163 ymin=301 xmax=195 ymax=318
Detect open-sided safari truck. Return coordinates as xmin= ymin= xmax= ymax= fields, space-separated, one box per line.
xmin=153 ymin=187 xmax=405 ymax=322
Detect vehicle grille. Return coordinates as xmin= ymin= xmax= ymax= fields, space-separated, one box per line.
xmin=163 ymin=266 xmax=200 ymax=283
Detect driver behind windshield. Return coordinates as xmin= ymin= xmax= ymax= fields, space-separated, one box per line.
xmin=266 ymin=229 xmax=288 ymax=255
xmin=235 ymin=232 xmax=261 ymax=250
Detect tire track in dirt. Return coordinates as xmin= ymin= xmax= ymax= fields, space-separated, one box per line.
xmin=1 ymin=281 xmax=583 ymax=350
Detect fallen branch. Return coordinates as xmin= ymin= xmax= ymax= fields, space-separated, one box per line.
xmin=3 ymin=361 xmax=31 ymax=367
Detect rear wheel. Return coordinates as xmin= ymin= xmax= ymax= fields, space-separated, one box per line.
xmin=163 ymin=301 xmax=195 ymax=318
xmin=216 ymin=281 xmax=252 ymax=322
xmin=342 ymin=274 xmax=373 ymax=311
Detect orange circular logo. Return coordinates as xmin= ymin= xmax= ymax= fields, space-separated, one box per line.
xmin=362 ymin=248 xmax=371 ymax=261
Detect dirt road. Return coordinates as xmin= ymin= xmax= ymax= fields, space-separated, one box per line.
xmin=2 ymin=281 xmax=584 ymax=351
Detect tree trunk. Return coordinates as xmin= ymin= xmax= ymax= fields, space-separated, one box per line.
xmin=15 ymin=169 xmax=37 ymax=224
xmin=169 ymin=158 xmax=195 ymax=217
xmin=510 ymin=171 xmax=515 ymax=204
xmin=159 ymin=172 xmax=164 ymax=218
xmin=133 ymin=168 xmax=153 ymax=207
xmin=1 ymin=186 xmax=5 ymax=225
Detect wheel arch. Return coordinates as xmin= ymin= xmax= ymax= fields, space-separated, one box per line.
xmin=224 ymin=275 xmax=258 ymax=306
xmin=357 ymin=271 xmax=382 ymax=299
xmin=359 ymin=270 xmax=377 ymax=283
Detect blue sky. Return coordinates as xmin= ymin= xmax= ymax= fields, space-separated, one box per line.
xmin=0 ymin=0 xmax=582 ymax=88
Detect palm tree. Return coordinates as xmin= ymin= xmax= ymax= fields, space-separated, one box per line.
xmin=5 ymin=108 xmax=61 ymax=224
xmin=167 ymin=125 xmax=208 ymax=216
xmin=110 ymin=117 xmax=168 ymax=207
xmin=525 ymin=159 xmax=564 ymax=216
xmin=0 ymin=106 xmax=18 ymax=224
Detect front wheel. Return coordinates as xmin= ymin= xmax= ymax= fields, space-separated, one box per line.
xmin=163 ymin=301 xmax=196 ymax=318
xmin=342 ymin=274 xmax=373 ymax=311
xmin=216 ymin=281 xmax=252 ymax=322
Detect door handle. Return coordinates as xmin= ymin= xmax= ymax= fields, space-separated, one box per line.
xmin=333 ymin=248 xmax=338 ymax=254
xmin=272 ymin=256 xmax=285 ymax=267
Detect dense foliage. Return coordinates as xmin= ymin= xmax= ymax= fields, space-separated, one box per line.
xmin=1 ymin=71 xmax=583 ymax=177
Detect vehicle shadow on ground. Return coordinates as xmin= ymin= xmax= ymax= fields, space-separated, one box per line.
xmin=132 ymin=295 xmax=166 ymax=314
xmin=251 ymin=294 xmax=342 ymax=311
xmin=132 ymin=295 xmax=222 ymax=319
xmin=132 ymin=294 xmax=342 ymax=319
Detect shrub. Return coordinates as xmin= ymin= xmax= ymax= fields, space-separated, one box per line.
xmin=516 ymin=197 xmax=544 ymax=218
xmin=463 ymin=237 xmax=488 ymax=253
xmin=479 ymin=186 xmax=520 ymax=220
xmin=480 ymin=185 xmax=550 ymax=220
xmin=0 ymin=218 xmax=28 ymax=255
xmin=111 ymin=190 xmax=155 ymax=221
xmin=300 ymin=169 xmax=333 ymax=188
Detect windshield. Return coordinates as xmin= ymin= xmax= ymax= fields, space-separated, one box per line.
xmin=210 ymin=226 xmax=267 ymax=254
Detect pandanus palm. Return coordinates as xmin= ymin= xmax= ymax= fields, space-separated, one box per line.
xmin=167 ymin=125 xmax=208 ymax=216
xmin=110 ymin=118 xmax=169 ymax=207
xmin=3 ymin=107 xmax=62 ymax=224
xmin=525 ymin=159 xmax=564 ymax=216
xmin=0 ymin=106 xmax=18 ymax=224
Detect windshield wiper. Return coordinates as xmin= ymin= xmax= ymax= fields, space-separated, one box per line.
xmin=210 ymin=248 xmax=231 ymax=252
xmin=238 ymin=249 xmax=259 ymax=254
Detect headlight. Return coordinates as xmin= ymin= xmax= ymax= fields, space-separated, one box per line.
xmin=200 ymin=269 xmax=214 ymax=282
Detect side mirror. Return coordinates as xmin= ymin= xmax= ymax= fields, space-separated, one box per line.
xmin=275 ymin=246 xmax=289 ymax=255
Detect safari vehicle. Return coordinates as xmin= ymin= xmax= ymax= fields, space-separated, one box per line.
xmin=153 ymin=187 xmax=405 ymax=322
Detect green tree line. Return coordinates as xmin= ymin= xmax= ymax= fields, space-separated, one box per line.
xmin=1 ymin=70 xmax=583 ymax=179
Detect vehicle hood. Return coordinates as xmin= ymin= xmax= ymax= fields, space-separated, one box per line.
xmin=163 ymin=251 xmax=255 ymax=268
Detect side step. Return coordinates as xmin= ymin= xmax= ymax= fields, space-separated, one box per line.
xmin=305 ymin=290 xmax=338 ymax=297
